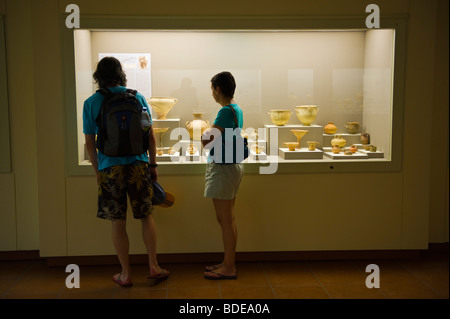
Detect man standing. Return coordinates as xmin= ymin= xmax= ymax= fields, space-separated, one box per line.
xmin=83 ymin=57 xmax=169 ymax=287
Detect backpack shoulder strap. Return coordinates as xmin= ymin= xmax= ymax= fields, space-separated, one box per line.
xmin=125 ymin=89 xmax=138 ymax=96
xmin=97 ymin=88 xmax=111 ymax=96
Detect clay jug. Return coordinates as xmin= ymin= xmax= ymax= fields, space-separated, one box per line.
xmin=331 ymin=135 xmax=346 ymax=148
xmin=186 ymin=113 xmax=210 ymax=141
xmin=324 ymin=122 xmax=337 ymax=134
xmin=332 ymin=145 xmax=341 ymax=154
xmin=360 ymin=132 xmax=370 ymax=145
xmin=350 ymin=145 xmax=357 ymax=153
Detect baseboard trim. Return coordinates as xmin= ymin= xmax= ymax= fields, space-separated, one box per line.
xmin=0 ymin=250 xmax=41 ymax=261
xmin=1 ymin=243 xmax=447 ymax=266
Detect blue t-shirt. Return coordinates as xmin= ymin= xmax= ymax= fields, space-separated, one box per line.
xmin=209 ymin=104 xmax=244 ymax=163
xmin=82 ymin=86 xmax=153 ymax=171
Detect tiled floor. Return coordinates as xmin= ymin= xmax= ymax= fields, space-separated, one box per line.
xmin=0 ymin=251 xmax=448 ymax=299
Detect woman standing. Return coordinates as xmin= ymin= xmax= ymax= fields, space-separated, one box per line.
xmin=201 ymin=71 xmax=244 ymax=280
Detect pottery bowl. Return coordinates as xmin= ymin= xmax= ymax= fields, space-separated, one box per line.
xmin=147 ymin=97 xmax=178 ymax=120
xmin=284 ymin=142 xmax=299 ymax=151
xmin=268 ymin=110 xmax=291 ymax=126
xmin=251 ymin=144 xmax=265 ymax=154
xmin=307 ymin=141 xmax=320 ymax=151
xmin=295 ymin=105 xmax=319 ymax=126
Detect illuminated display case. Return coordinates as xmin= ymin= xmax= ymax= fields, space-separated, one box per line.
xmin=65 ymin=17 xmax=406 ymax=175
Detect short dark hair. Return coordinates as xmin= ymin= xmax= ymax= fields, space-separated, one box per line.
xmin=211 ymin=71 xmax=236 ymax=99
xmin=93 ymin=57 xmax=127 ymax=88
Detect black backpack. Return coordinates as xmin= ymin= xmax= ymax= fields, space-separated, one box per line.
xmin=95 ymin=88 xmax=150 ymax=157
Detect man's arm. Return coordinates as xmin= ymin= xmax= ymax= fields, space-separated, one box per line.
xmin=148 ymin=125 xmax=158 ymax=182
xmin=85 ymin=134 xmax=99 ymax=182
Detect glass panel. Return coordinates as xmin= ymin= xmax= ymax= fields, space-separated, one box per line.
xmin=74 ymin=29 xmax=395 ymax=167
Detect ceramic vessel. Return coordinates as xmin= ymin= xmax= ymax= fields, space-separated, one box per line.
xmin=251 ymin=144 xmax=265 ymax=154
xmin=268 ymin=110 xmax=291 ymax=126
xmin=363 ymin=144 xmax=372 ymax=151
xmin=344 ymin=149 xmax=353 ymax=155
xmin=370 ymin=145 xmax=377 ymax=152
xmin=344 ymin=122 xmax=360 ymax=134
xmin=361 ymin=132 xmax=370 ymax=145
xmin=186 ymin=112 xmax=210 ymax=140
xmin=169 ymin=146 xmax=178 ymax=155
xmin=307 ymin=141 xmax=319 ymax=151
xmin=332 ymin=145 xmax=341 ymax=154
xmin=156 ymin=147 xmax=170 ymax=156
xmin=331 ymin=135 xmax=346 ymax=148
xmin=294 ymin=105 xmax=319 ymax=126
xmin=153 ymin=127 xmax=169 ymax=147
xmin=188 ymin=143 xmax=198 ymax=155
xmin=284 ymin=142 xmax=299 ymax=151
xmin=290 ymin=130 xmax=309 ymax=149
xmin=349 ymin=145 xmax=357 ymax=153
xmin=324 ymin=121 xmax=337 ymax=134
xmin=147 ymin=97 xmax=178 ymax=120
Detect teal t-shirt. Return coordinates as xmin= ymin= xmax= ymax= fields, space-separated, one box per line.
xmin=209 ymin=104 xmax=244 ymax=163
xmin=213 ymin=104 xmax=243 ymax=130
xmin=82 ymin=86 xmax=153 ymax=171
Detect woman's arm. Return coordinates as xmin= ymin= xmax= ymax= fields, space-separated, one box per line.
xmin=201 ymin=124 xmax=223 ymax=148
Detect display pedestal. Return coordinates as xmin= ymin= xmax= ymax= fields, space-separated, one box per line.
xmin=250 ymin=150 xmax=267 ymax=161
xmin=185 ymin=151 xmax=200 ymax=162
xmin=156 ymin=153 xmax=180 ymax=162
xmin=153 ymin=119 xmax=180 ymax=148
xmin=358 ymin=149 xmax=384 ymax=158
xmin=323 ymin=148 xmax=369 ymax=160
xmin=279 ymin=148 xmax=323 ymax=160
xmin=265 ymin=124 xmax=323 ymax=155
xmin=248 ymin=139 xmax=267 ymax=161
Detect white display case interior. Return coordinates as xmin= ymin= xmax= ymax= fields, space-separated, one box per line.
xmin=72 ymin=27 xmax=396 ymax=171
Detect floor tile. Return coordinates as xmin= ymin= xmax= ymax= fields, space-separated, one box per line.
xmin=308 ymin=261 xmax=367 ymax=286
xmin=220 ymin=286 xmax=275 ymax=299
xmin=272 ymin=286 xmax=330 ymax=299
xmin=324 ymin=284 xmax=386 ymax=299
xmin=0 ymin=251 xmax=447 ymax=300
xmin=217 ymin=262 xmax=270 ymax=288
xmin=113 ymin=286 xmax=167 ymax=299
xmin=263 ymin=261 xmax=320 ymax=286
xmin=167 ymin=287 xmax=221 ymax=299
xmin=167 ymin=263 xmax=219 ymax=289
xmin=379 ymin=282 xmax=443 ymax=299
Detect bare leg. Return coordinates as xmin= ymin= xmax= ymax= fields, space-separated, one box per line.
xmin=141 ymin=214 xmax=169 ymax=277
xmin=206 ymin=198 xmax=237 ymax=276
xmin=112 ymin=219 xmax=131 ymax=282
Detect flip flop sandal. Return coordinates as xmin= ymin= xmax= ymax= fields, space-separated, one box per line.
xmin=112 ymin=273 xmax=133 ymax=287
xmin=148 ymin=269 xmax=170 ymax=279
xmin=204 ymin=271 xmax=237 ymax=280
xmin=205 ymin=264 xmax=221 ymax=271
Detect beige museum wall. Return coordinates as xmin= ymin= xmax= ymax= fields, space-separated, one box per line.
xmin=0 ymin=0 xmax=448 ymax=256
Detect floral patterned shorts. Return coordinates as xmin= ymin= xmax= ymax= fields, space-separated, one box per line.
xmin=97 ymin=161 xmax=153 ymax=221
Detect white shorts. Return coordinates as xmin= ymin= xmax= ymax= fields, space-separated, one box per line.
xmin=204 ymin=162 xmax=244 ymax=200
